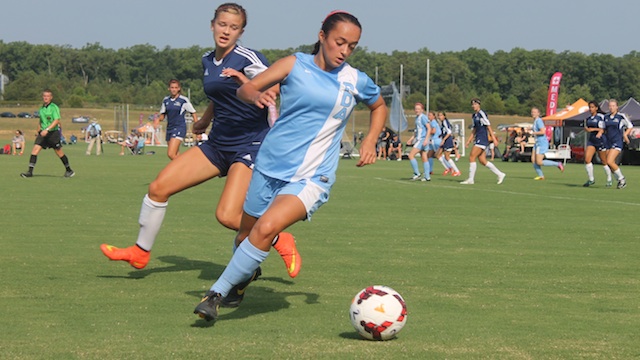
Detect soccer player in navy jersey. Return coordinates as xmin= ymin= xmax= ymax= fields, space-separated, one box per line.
xmin=583 ymin=101 xmax=609 ymax=187
xmin=194 ymin=10 xmax=387 ymax=322
xmin=101 ymin=3 xmax=300 ymax=306
xmin=155 ymin=79 xmax=198 ymax=160
xmin=435 ymin=111 xmax=461 ymax=176
xmin=603 ymin=99 xmax=632 ymax=189
xmin=460 ymin=98 xmax=506 ymax=185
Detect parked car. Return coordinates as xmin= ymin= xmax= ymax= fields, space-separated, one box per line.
xmin=71 ymin=116 xmax=90 ymax=123
xmin=17 ymin=112 xmax=32 ymax=118
xmin=0 ymin=111 xmax=17 ymax=118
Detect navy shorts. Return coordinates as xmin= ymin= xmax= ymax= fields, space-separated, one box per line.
xmin=166 ymin=125 xmax=187 ymax=142
xmin=198 ymin=140 xmax=259 ymax=177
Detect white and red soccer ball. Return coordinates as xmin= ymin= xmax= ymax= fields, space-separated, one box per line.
xmin=349 ymin=285 xmax=407 ymax=340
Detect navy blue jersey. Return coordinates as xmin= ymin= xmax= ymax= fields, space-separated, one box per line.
xmin=604 ymin=112 xmax=632 ymax=148
xmin=472 ymin=109 xmax=491 ymax=146
xmin=159 ymin=94 xmax=196 ymax=131
xmin=202 ymin=45 xmax=270 ymax=151
xmin=584 ymin=113 xmax=606 ymax=145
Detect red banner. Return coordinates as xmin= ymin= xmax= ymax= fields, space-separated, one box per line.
xmin=546 ymin=72 xmax=562 ymax=116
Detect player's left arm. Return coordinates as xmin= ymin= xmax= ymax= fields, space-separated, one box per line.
xmin=192 ymin=101 xmax=213 ymax=135
xmin=357 ymin=96 xmax=388 ymax=167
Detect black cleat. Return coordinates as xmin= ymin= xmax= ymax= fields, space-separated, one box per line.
xmin=583 ymin=180 xmax=595 ymax=187
xmin=221 ymin=267 xmax=262 ymax=308
xmin=194 ymin=291 xmax=222 ymax=322
xmin=64 ymin=170 xmax=75 ymax=178
xmin=617 ymin=178 xmax=627 ymax=189
xmin=20 ymin=172 xmax=32 ymax=178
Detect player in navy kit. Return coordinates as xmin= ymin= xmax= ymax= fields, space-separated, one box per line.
xmin=603 ymin=99 xmax=632 ymax=189
xmin=582 ymin=101 xmax=609 ymax=187
xmin=155 ymin=79 xmax=198 ymax=160
xmin=194 ymin=10 xmax=387 ymax=322
xmin=101 ymin=3 xmax=300 ymax=302
xmin=435 ymin=111 xmax=461 ymax=176
xmin=460 ymin=98 xmax=506 ymax=185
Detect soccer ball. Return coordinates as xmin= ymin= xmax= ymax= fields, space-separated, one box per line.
xmin=349 ymin=285 xmax=407 ymax=341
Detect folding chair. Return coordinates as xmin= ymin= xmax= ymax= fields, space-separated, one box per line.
xmin=134 ymin=139 xmax=145 ymax=155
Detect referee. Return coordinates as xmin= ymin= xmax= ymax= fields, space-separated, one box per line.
xmin=20 ymin=89 xmax=75 ymax=178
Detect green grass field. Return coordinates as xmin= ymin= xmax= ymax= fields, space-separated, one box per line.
xmin=1 ymin=143 xmax=640 ymax=359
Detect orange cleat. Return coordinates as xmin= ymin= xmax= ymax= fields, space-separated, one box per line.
xmin=273 ymin=232 xmax=301 ymax=278
xmin=442 ymin=169 xmax=451 ymax=176
xmin=100 ymin=244 xmax=150 ymax=269
xmin=452 ymin=171 xmax=462 ymax=177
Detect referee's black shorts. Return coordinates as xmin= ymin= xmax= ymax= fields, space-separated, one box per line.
xmin=34 ymin=130 xmax=62 ymax=150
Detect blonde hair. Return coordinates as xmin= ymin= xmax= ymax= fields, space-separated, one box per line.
xmin=212 ymin=3 xmax=247 ymax=29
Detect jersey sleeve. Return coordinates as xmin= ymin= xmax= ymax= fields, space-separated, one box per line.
xmin=52 ymin=104 xmax=61 ymax=121
xmin=621 ymin=114 xmax=632 ymax=129
xmin=183 ymin=98 xmax=196 ymax=113
xmin=354 ymin=71 xmax=380 ymax=106
xmin=243 ymin=51 xmax=270 ymax=80
xmin=597 ymin=114 xmax=605 ymax=129
xmin=478 ymin=110 xmax=490 ymax=126
xmin=159 ymin=99 xmax=167 ymax=114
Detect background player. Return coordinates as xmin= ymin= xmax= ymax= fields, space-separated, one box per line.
xmin=155 ymin=79 xmax=198 ymax=160
xmin=460 ymin=98 xmax=505 ymax=185
xmin=582 ymin=101 xmax=608 ymax=187
xmin=407 ymin=103 xmax=431 ymax=181
xmin=604 ymin=99 xmax=632 ymax=189
xmin=530 ymin=107 xmax=564 ymax=180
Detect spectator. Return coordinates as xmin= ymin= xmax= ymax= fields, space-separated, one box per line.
xmin=118 ymin=131 xmax=142 ymax=155
xmin=85 ymin=121 xmax=102 ymax=155
xmin=388 ymin=134 xmax=402 ymax=161
xmin=12 ymin=130 xmax=25 ymax=155
xmin=69 ymin=134 xmax=78 ymax=145
xmin=377 ymin=127 xmax=390 ymax=159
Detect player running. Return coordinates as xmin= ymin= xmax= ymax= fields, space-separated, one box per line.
xmin=101 ymin=3 xmax=300 ymax=308
xmin=194 ymin=10 xmax=387 ymax=322
xmin=603 ymin=99 xmax=632 ymax=189
xmin=155 ymin=79 xmax=198 ymax=160
xmin=582 ymin=101 xmax=609 ymax=187
xmin=530 ymin=107 xmax=564 ymax=180
xmin=460 ymin=98 xmax=506 ymax=185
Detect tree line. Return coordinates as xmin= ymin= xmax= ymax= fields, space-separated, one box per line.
xmin=1 ymin=40 xmax=639 ymax=116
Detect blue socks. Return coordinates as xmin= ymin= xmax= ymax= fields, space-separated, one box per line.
xmin=211 ymin=238 xmax=269 ymax=297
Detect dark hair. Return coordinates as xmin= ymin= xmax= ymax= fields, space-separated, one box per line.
xmin=428 ymin=111 xmax=436 ymax=116
xmin=212 ymin=3 xmax=247 ymax=29
xmin=312 ymin=11 xmax=361 ymax=55
xmin=588 ymin=100 xmax=603 ymax=114
xmin=471 ymin=98 xmax=481 ymax=105
xmin=16 ymin=129 xmax=23 ymax=135
xmin=438 ymin=111 xmax=447 ymax=118
xmin=168 ymin=79 xmax=181 ymax=87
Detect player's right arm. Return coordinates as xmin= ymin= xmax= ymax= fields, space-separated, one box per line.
xmin=237 ymin=55 xmax=295 ymax=109
xmin=192 ymin=101 xmax=214 ymax=134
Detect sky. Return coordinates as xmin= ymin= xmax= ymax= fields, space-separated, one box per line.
xmin=1 ymin=0 xmax=639 ymax=56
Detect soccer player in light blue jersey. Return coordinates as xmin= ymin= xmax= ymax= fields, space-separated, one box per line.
xmin=460 ymin=98 xmax=506 ymax=185
xmin=604 ymin=99 xmax=632 ymax=189
xmin=427 ymin=111 xmax=442 ymax=174
xmin=530 ymin=107 xmax=564 ymax=180
xmin=155 ymin=79 xmax=198 ymax=160
xmin=582 ymin=101 xmax=609 ymax=187
xmin=101 ymin=4 xmax=299 ymax=304
xmin=407 ymin=103 xmax=432 ymax=181
xmin=194 ymin=10 xmax=388 ymax=322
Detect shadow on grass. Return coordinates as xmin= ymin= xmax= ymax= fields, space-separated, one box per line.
xmin=189 ymin=284 xmax=320 ymax=328
xmin=97 ymin=255 xmax=226 ymax=280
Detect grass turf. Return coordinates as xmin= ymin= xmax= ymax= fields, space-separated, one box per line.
xmin=1 ymin=144 xmax=640 ymax=359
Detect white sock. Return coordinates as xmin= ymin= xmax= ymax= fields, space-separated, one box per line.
xmin=614 ymin=169 xmax=624 ymax=180
xmin=603 ymin=165 xmax=612 ymax=182
xmin=135 ymin=194 xmax=168 ymax=251
xmin=585 ymin=163 xmax=594 ymax=181
xmin=485 ymin=161 xmax=503 ymax=176
xmin=438 ymin=155 xmax=450 ymax=169
xmin=448 ymin=158 xmax=459 ymax=172
xmin=468 ymin=162 xmax=477 ymax=180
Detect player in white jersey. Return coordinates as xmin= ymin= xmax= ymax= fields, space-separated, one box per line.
xmin=604 ymin=99 xmax=632 ymax=189
xmin=530 ymin=107 xmax=564 ymax=180
xmin=194 ymin=10 xmax=387 ymax=322
xmin=460 ymin=98 xmax=506 ymax=185
xmin=101 ymin=4 xmax=299 ymax=300
xmin=155 ymin=79 xmax=198 ymax=160
xmin=407 ymin=103 xmax=432 ymax=181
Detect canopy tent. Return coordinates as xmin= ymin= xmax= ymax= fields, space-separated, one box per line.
xmin=562 ymin=99 xmax=610 ymax=125
xmin=618 ymin=97 xmax=640 ymax=123
xmin=542 ymin=99 xmax=589 ymax=126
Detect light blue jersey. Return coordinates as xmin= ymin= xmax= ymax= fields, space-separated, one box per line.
xmin=533 ymin=117 xmax=548 ymax=147
xmin=415 ymin=114 xmax=429 ymax=142
xmin=255 ymin=53 xmax=380 ymax=186
xmin=430 ymin=118 xmax=442 ymax=149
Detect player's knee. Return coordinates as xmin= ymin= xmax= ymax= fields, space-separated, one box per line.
xmin=148 ymin=179 xmax=170 ymax=202
xmin=251 ymin=220 xmax=280 ymax=246
xmin=215 ymin=208 xmax=241 ymax=231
